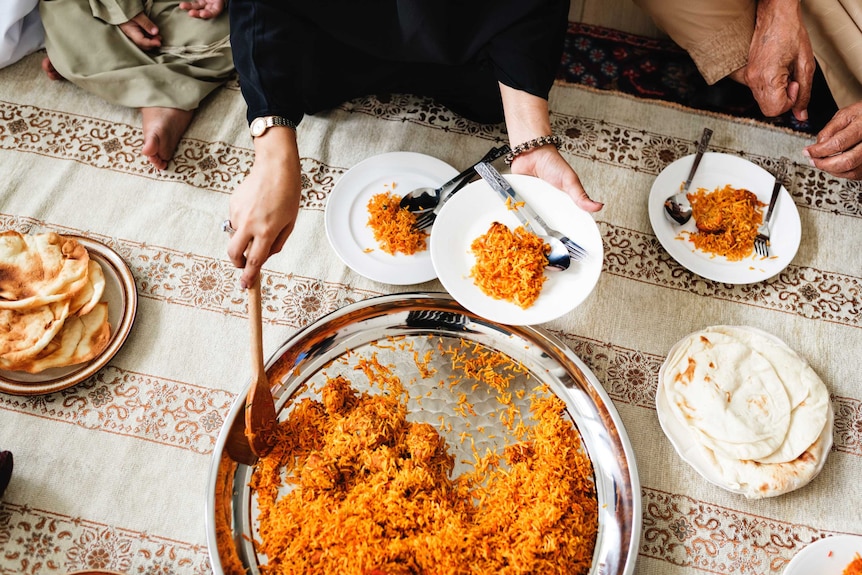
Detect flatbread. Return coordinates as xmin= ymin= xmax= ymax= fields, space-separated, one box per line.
xmin=703 ymin=416 xmax=831 ymax=499
xmin=659 ymin=325 xmax=833 ymax=499
xmin=0 ymin=232 xmax=112 ymax=373
xmin=69 ymin=259 xmax=106 ymax=317
xmin=703 ymin=326 xmax=830 ymax=464
xmin=0 ymin=231 xmax=90 ymax=309
xmin=12 ymin=302 xmax=111 ymax=373
xmin=662 ymin=330 xmax=792 ymax=461
xmin=0 ymin=299 xmax=71 ymax=366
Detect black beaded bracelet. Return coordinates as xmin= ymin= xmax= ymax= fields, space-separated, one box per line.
xmin=504 ymin=134 xmax=562 ymax=165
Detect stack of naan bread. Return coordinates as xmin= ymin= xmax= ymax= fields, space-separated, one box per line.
xmin=658 ymin=325 xmax=831 ymax=499
xmin=0 ymin=231 xmax=111 ymax=374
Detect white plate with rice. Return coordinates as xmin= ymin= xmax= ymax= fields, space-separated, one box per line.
xmin=430 ymin=174 xmax=603 ymax=326
xmin=782 ymin=534 xmax=862 ymax=575
xmin=647 ymin=152 xmax=801 ymax=284
xmin=325 ymin=151 xmax=457 ymax=285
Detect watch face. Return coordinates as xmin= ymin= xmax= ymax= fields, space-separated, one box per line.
xmin=250 ymin=117 xmax=267 ymax=137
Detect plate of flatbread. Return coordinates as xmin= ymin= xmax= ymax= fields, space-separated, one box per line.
xmin=656 ymin=325 xmax=832 ymax=499
xmin=0 ymin=231 xmax=137 ymax=395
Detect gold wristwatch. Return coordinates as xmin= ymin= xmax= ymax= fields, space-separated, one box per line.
xmin=249 ymin=115 xmax=297 ymax=138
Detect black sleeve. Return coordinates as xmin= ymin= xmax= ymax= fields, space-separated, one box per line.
xmin=229 ymin=0 xmax=305 ymax=125
xmin=485 ymin=0 xmax=569 ymax=99
xmin=228 ymin=0 xmax=568 ymax=123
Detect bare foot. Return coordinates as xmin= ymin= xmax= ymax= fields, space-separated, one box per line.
xmin=41 ymin=57 xmax=63 ymax=81
xmin=140 ymin=107 xmax=194 ymax=170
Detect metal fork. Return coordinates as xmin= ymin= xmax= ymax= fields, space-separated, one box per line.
xmin=550 ymin=231 xmax=588 ymax=261
xmin=413 ymin=208 xmax=438 ymax=231
xmin=754 ymin=156 xmax=789 ymax=258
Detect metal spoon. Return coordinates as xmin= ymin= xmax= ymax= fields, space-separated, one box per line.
xmin=664 ymin=127 xmax=713 ymax=225
xmin=542 ymin=237 xmax=572 ymax=271
xmin=399 ymin=145 xmax=510 ymax=215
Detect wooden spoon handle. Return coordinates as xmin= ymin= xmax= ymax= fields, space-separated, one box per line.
xmin=248 ymin=275 xmax=265 ymax=376
xmin=244 ymin=275 xmax=277 ymax=457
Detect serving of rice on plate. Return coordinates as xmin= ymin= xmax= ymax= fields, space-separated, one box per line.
xmin=207 ymin=294 xmax=640 ymax=575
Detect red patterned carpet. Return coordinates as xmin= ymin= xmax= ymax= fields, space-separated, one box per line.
xmin=557 ymin=22 xmax=838 ymax=134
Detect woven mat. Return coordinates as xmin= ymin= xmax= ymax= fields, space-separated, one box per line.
xmin=1 ymin=50 xmax=861 ymax=575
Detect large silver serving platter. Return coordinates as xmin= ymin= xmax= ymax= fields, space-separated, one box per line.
xmin=206 ymin=293 xmax=641 ymax=575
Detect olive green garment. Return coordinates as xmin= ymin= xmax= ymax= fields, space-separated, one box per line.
xmin=39 ymin=0 xmax=234 ymax=110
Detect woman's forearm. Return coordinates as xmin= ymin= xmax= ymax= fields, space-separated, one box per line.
xmin=499 ymin=82 xmax=553 ymax=146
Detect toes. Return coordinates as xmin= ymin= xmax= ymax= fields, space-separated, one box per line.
xmin=41 ymin=57 xmax=62 ymax=80
xmin=142 ymin=135 xmax=168 ymax=170
xmin=141 ymin=132 xmax=160 ymax=157
xmin=146 ymin=154 xmax=168 ymax=170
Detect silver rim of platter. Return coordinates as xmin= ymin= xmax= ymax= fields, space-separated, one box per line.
xmin=206 ymin=292 xmax=641 ymax=575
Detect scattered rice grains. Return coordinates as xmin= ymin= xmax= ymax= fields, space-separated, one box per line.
xmin=248 ymin=342 xmax=598 ymax=575
xmin=683 ymin=184 xmax=766 ymax=260
xmin=366 ymin=186 xmax=428 ymax=255
xmin=470 ymin=221 xmax=549 ymax=309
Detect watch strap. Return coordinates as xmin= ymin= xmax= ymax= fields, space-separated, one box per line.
xmin=250 ymin=115 xmax=297 ymax=138
xmin=266 ymin=116 xmax=297 ymax=131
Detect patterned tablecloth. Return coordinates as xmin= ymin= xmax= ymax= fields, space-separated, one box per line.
xmin=0 ymin=50 xmax=860 ymax=575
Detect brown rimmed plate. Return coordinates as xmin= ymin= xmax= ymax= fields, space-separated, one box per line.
xmin=0 ymin=235 xmax=137 ymax=395
xmin=206 ymin=292 xmax=641 ymax=575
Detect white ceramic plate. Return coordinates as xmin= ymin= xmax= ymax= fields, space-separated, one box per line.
xmin=648 ymin=152 xmax=801 ymax=284
xmin=0 ymin=235 xmax=138 ymax=395
xmin=430 ymin=174 xmax=603 ymax=325
xmin=324 ymin=151 xmax=458 ymax=285
xmin=783 ymin=534 xmax=862 ymax=575
xmin=656 ymin=326 xmax=833 ymax=496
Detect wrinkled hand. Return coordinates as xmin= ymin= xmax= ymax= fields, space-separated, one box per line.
xmin=119 ymin=12 xmax=161 ymax=50
xmin=178 ymin=0 xmax=225 ymax=19
xmin=227 ymin=139 xmax=302 ymax=288
xmin=803 ymin=102 xmax=862 ymax=180
xmin=740 ymin=0 xmax=815 ymax=121
xmin=510 ymin=147 xmax=603 ymax=213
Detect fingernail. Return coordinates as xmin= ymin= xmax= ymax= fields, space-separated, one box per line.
xmin=802 ymin=148 xmax=810 ymax=158
xmin=240 ymin=280 xmax=248 ymax=290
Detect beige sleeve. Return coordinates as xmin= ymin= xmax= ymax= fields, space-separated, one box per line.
xmin=87 ymin=0 xmax=144 ymax=25
xmin=632 ymin=0 xmax=756 ymax=85
xmin=803 ymin=0 xmax=862 ymax=109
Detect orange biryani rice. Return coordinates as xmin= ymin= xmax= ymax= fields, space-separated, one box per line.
xmin=470 ymin=221 xmax=549 ymax=309
xmin=684 ymin=184 xmax=766 ymax=260
xmin=845 ymin=553 xmax=862 ymax=575
xmin=366 ymin=187 xmax=428 ymax=255
xmin=248 ymin=339 xmax=598 ymax=575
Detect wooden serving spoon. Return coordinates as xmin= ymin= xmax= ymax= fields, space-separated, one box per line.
xmin=244 ymin=274 xmax=277 ymax=457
